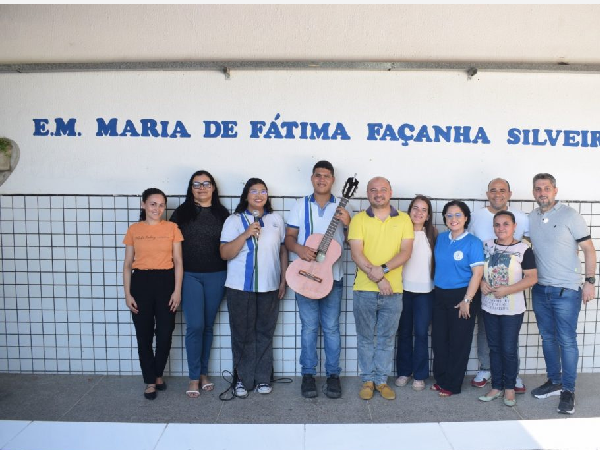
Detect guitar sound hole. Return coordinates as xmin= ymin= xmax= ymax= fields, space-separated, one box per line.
xmin=315 ymin=252 xmax=326 ymax=263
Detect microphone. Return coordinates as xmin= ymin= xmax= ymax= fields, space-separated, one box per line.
xmin=252 ymin=210 xmax=260 ymax=242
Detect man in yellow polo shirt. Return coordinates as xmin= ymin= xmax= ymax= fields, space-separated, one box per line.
xmin=348 ymin=177 xmax=414 ymax=400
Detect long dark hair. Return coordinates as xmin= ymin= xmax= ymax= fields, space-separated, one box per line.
xmin=234 ymin=177 xmax=273 ymax=215
xmin=139 ymin=188 xmax=167 ymax=221
xmin=407 ymin=195 xmax=438 ymax=278
xmin=173 ymin=170 xmax=229 ymax=225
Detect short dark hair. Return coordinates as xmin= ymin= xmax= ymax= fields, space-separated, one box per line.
xmin=533 ymin=173 xmax=557 ymax=188
xmin=441 ymin=200 xmax=472 ymax=229
xmin=234 ymin=177 xmax=273 ymax=214
xmin=312 ymin=160 xmax=334 ymax=176
xmin=493 ymin=210 xmax=516 ymax=224
xmin=487 ymin=178 xmax=511 ymax=192
xmin=139 ymin=188 xmax=167 ymax=221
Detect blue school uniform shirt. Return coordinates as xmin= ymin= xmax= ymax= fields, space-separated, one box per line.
xmin=434 ymin=231 xmax=484 ymax=289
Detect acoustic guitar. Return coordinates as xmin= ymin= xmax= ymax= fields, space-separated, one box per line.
xmin=285 ymin=176 xmax=359 ymax=299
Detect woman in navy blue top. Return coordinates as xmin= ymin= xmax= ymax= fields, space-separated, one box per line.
xmin=431 ymin=200 xmax=484 ymax=396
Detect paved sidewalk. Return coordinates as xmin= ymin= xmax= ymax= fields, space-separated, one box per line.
xmin=1 ymin=373 xmax=599 ymax=450
xmin=1 ymin=373 xmax=599 ymax=423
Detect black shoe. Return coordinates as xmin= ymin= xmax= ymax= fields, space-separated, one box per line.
xmin=557 ymin=390 xmax=575 ymax=414
xmin=155 ymin=382 xmax=167 ymax=391
xmin=325 ymin=374 xmax=342 ymax=399
xmin=144 ymin=385 xmax=157 ymax=400
xmin=531 ymin=380 xmax=562 ymax=399
xmin=301 ymin=374 xmax=318 ymax=398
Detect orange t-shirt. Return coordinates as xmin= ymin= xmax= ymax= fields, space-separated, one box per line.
xmin=123 ymin=221 xmax=184 ymax=270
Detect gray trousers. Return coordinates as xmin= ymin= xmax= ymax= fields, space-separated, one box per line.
xmin=476 ymin=309 xmax=491 ymax=370
xmin=227 ymin=288 xmax=279 ymax=388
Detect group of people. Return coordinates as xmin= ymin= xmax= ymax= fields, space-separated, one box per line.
xmin=122 ymin=163 xmax=597 ymax=416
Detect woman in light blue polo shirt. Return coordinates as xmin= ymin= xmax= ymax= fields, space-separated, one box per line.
xmin=431 ymin=200 xmax=484 ymax=397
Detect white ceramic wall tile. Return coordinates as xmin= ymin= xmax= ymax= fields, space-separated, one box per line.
xmin=1 ymin=194 xmax=599 ymax=377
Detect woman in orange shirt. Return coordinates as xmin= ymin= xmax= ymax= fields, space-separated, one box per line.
xmin=123 ymin=188 xmax=184 ymax=400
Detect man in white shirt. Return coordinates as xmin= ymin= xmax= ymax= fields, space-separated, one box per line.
xmin=285 ymin=161 xmax=352 ymax=399
xmin=468 ymin=178 xmax=529 ymax=393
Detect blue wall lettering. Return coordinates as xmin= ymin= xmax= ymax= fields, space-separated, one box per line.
xmin=366 ymin=123 xmax=489 ymax=146
xmin=33 ymin=118 xmax=79 ymax=137
xmin=250 ymin=114 xmax=351 ymax=140
xmin=95 ymin=118 xmax=191 ymax=138
xmin=30 ymin=116 xmax=600 ymax=149
xmin=33 ymin=119 xmax=50 ymax=136
xmin=507 ymin=128 xmax=600 ymax=147
xmin=203 ymin=120 xmax=238 ymax=138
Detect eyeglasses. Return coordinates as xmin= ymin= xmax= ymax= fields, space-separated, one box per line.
xmin=192 ymin=181 xmax=212 ymax=189
xmin=250 ymin=189 xmax=268 ymax=196
xmin=445 ymin=213 xmax=464 ymax=219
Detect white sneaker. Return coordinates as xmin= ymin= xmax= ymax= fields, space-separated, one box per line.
xmin=235 ymin=381 xmax=248 ymax=398
xmin=395 ymin=376 xmax=410 ymax=387
xmin=471 ymin=370 xmax=491 ymax=388
xmin=255 ymin=383 xmax=272 ymax=394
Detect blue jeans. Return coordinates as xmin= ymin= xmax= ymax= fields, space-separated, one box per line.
xmin=532 ymin=284 xmax=582 ymax=392
xmin=181 ymin=271 xmax=227 ymax=380
xmin=396 ymin=290 xmax=433 ymax=380
xmin=483 ymin=311 xmax=523 ymax=390
xmin=353 ymin=290 xmax=403 ymax=385
xmin=296 ymin=278 xmax=343 ymax=376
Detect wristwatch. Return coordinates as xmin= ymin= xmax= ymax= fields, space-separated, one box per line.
xmin=381 ymin=264 xmax=390 ymax=274
xmin=463 ymin=297 xmax=472 ymax=304
xmin=585 ymin=276 xmax=596 ymax=284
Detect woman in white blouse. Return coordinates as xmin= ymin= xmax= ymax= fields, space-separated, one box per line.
xmin=395 ymin=195 xmax=438 ymax=391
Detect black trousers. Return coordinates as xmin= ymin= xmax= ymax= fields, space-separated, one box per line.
xmin=130 ymin=269 xmax=176 ymax=384
xmin=432 ymin=286 xmax=480 ymax=394
xmin=226 ymin=288 xmax=279 ymax=388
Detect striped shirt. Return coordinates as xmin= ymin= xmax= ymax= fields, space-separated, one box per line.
xmin=221 ymin=211 xmax=285 ymax=292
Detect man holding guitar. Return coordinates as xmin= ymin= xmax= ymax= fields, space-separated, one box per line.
xmin=349 ymin=177 xmax=414 ymax=401
xmin=285 ymin=161 xmax=353 ymax=399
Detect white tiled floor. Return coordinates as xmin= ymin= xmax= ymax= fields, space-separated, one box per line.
xmin=2 ymin=422 xmax=166 ymax=450
xmin=439 ymin=419 xmax=600 ymax=450
xmin=2 ymin=419 xmax=600 ymax=450
xmin=305 ymin=423 xmax=452 ymax=450
xmin=0 ymin=421 xmax=30 ymax=449
xmin=155 ymin=423 xmax=305 ymax=450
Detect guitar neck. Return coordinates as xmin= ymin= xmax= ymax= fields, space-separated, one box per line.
xmin=317 ymin=197 xmax=349 ymax=254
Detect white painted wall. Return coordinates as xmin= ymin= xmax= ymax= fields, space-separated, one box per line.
xmin=1 ymin=5 xmax=599 ymax=63
xmin=1 ymin=4 xmax=600 ymax=378
xmin=1 ymin=70 xmax=600 ymax=200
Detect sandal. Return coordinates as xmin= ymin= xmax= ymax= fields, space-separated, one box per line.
xmin=438 ymin=388 xmax=453 ymax=397
xmin=186 ymin=390 xmax=200 ymax=398
xmin=186 ymin=380 xmax=200 ymax=398
xmin=430 ymin=383 xmax=442 ymax=392
xmin=201 ymin=375 xmax=215 ymax=391
xmin=144 ymin=384 xmax=157 ymax=400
